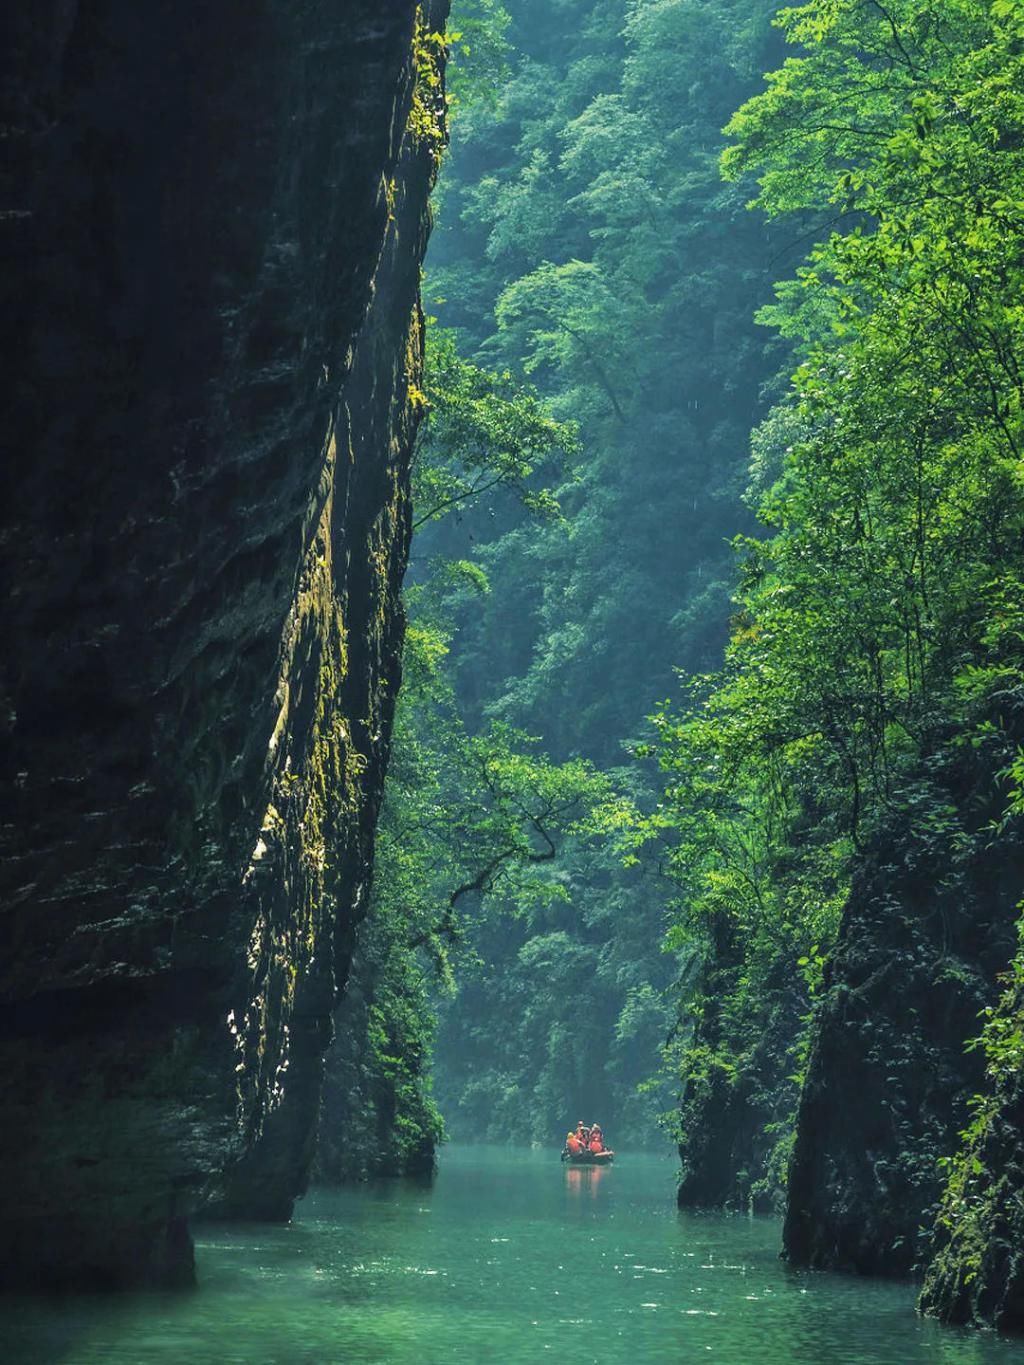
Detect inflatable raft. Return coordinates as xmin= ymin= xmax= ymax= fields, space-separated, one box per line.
xmin=563 ymin=1148 xmax=614 ymax=1165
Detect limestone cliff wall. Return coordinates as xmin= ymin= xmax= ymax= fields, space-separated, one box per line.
xmin=0 ymin=0 xmax=447 ymax=1287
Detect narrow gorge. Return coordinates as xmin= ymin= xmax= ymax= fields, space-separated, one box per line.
xmin=2 ymin=0 xmax=1024 ymax=1357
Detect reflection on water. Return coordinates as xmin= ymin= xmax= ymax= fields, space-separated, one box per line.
xmin=563 ymin=1161 xmax=608 ymax=1203
xmin=4 ymin=1145 xmax=1024 ymax=1364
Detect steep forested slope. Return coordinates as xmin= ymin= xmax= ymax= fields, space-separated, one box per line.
xmin=315 ymin=310 xmax=607 ymax=1176
xmin=413 ymin=0 xmax=792 ymax=1148
xmin=645 ymin=0 xmax=1024 ymax=1325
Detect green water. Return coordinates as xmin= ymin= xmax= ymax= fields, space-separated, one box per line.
xmin=7 ymin=1145 xmax=1024 ymax=1363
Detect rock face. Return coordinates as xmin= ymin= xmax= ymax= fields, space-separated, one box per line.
xmin=0 ymin=0 xmax=447 ymax=1287
xmin=918 ymin=979 xmax=1024 ymax=1331
xmin=315 ymin=927 xmax=443 ymax=1185
xmin=676 ymin=920 xmax=803 ymax=1215
xmin=783 ymin=763 xmax=1023 ymax=1279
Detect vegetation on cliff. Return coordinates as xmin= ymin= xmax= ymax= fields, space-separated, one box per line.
xmin=318 ymin=323 xmax=613 ymax=1173
xmin=921 ymin=939 xmax=1024 ymax=1329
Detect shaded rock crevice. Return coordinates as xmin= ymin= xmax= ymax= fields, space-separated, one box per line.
xmin=0 ymin=0 xmax=447 ymax=1287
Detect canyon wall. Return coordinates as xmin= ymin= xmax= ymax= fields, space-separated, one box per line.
xmin=784 ymin=750 xmax=1023 ymax=1280
xmin=0 ymin=0 xmax=446 ymax=1287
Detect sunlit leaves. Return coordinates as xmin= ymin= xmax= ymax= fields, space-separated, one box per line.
xmin=413 ymin=325 xmax=579 ymax=531
xmin=445 ymin=0 xmax=512 ymax=110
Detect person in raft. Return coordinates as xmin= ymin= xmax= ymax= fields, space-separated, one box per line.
xmin=564 ymin=1121 xmax=586 ymax=1158
xmin=563 ymin=1120 xmax=610 ymax=1158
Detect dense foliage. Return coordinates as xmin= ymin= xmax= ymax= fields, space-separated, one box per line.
xmin=421 ymin=0 xmax=790 ymax=1148
xmin=648 ymin=0 xmax=1024 ymax=1211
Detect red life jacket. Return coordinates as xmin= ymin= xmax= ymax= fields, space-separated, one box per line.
xmin=567 ymin=1135 xmax=582 ymax=1154
xmin=589 ymin=1137 xmax=603 ymax=1153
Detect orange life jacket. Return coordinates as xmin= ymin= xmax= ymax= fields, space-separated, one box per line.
xmin=567 ymin=1135 xmax=582 ymax=1154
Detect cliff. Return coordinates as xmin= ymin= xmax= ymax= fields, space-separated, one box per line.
xmin=315 ymin=934 xmax=442 ymax=1185
xmin=0 ymin=0 xmax=447 ymax=1288
xmin=784 ymin=754 xmax=1023 ymax=1279
xmin=676 ymin=920 xmax=803 ymax=1216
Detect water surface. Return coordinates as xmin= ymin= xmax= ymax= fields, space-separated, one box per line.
xmin=7 ymin=1145 xmax=1024 ymax=1363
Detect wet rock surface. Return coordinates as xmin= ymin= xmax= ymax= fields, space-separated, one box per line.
xmin=0 ymin=0 xmax=445 ymax=1287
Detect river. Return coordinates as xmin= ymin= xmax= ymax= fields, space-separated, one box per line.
xmin=6 ymin=1145 xmax=1024 ymax=1363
